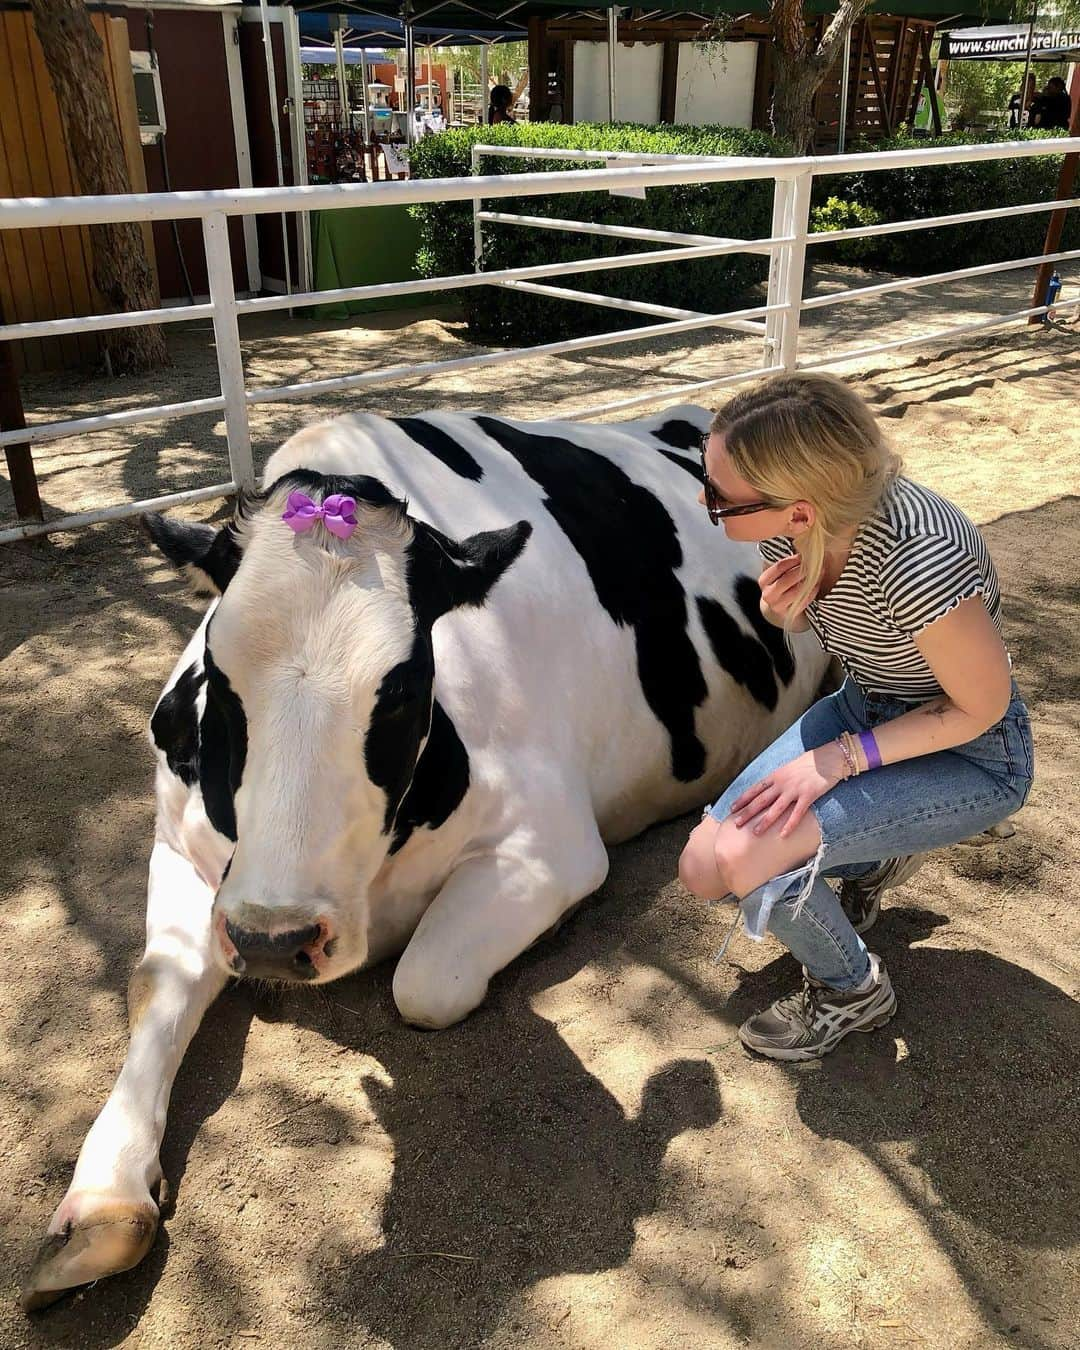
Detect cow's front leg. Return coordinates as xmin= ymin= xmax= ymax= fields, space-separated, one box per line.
xmin=22 ymin=838 xmax=227 ymax=1311
xmin=392 ymin=820 xmax=609 ymax=1029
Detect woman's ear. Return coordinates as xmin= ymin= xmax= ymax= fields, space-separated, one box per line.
xmin=786 ymin=500 xmax=816 ymax=538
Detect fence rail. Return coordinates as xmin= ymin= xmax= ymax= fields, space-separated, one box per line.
xmin=1 ymin=135 xmax=1078 ymax=543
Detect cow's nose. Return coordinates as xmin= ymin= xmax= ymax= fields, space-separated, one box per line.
xmin=223 ymin=918 xmax=325 ymax=980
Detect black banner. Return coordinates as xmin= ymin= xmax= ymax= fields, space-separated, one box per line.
xmin=940 ymin=26 xmax=1080 ymax=62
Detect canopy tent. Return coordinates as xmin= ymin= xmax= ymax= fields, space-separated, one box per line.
xmin=286 ymin=0 xmax=1016 ymax=132
xmin=288 ymin=1 xmax=1013 ymax=23
xmin=300 ymin=45 xmax=387 ymax=62
xmin=939 ymin=24 xmax=1080 ymax=61
xmin=296 ymin=9 xmax=526 ymax=46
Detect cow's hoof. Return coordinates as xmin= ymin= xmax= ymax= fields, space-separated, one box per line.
xmin=20 ymin=1200 xmax=158 ymax=1312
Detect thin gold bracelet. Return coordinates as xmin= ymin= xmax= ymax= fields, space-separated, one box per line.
xmin=835 ymin=735 xmax=857 ymax=778
xmin=841 ymin=731 xmax=863 ymax=777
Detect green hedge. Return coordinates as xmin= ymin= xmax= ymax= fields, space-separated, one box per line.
xmin=409 ymin=124 xmax=1078 ymax=341
xmin=408 ymin=123 xmax=785 ymax=343
xmin=810 ymin=130 xmax=1080 ymax=273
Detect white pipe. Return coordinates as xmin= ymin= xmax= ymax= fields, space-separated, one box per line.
xmin=493 ymin=278 xmax=709 ymax=319
xmin=471 ymin=141 xmax=483 ymax=270
xmin=0 ymin=483 xmax=236 ymax=545
xmin=0 ymin=303 xmax=214 ymax=342
xmin=5 ymin=140 xmax=1080 ymax=228
xmin=777 ymin=171 xmax=814 ymax=371
xmin=607 ymin=5 xmax=618 ymax=123
xmin=838 ymin=26 xmax=852 ymax=153
xmin=799 ymin=296 xmax=1080 ymax=371
xmin=232 ymin=233 xmax=794 ymax=319
xmin=477 ymin=210 xmax=750 ymax=250
xmin=562 ymin=364 xmax=776 ymax=421
xmin=480 ymin=42 xmax=488 ymax=122
xmin=258 ymin=0 xmax=293 ymax=301
xmin=492 ymin=278 xmax=768 ymax=333
xmin=470 ymin=144 xmax=737 ymax=162
xmin=0 ymin=396 xmax=226 ymax=451
xmin=203 ymin=211 xmax=254 ymax=489
xmin=802 ymin=245 xmax=1080 ymax=309
xmin=283 ymin=6 xmax=313 ymax=294
xmin=244 ymin=301 xmax=786 ymax=405
xmin=334 ymin=26 xmax=349 ymax=131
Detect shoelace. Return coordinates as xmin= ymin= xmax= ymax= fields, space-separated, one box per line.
xmin=774 ymin=980 xmax=824 ymax=1031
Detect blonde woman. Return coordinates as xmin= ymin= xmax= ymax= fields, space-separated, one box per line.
xmin=679 ymin=373 xmax=1032 ymax=1060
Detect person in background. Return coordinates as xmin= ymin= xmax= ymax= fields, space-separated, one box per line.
xmin=488 ymin=84 xmax=516 ymax=125
xmin=1029 ymin=76 xmax=1072 ymax=130
xmin=1007 ymin=73 xmax=1037 ymax=128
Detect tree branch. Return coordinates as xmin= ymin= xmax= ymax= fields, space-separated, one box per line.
xmin=815 ymin=0 xmax=874 ymax=70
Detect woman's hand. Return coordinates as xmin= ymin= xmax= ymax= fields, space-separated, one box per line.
xmin=729 ymin=744 xmax=848 ymax=838
xmin=759 ymin=555 xmax=815 ymax=628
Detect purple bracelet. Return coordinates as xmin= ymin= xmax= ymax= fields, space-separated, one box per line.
xmin=858 ymin=730 xmax=883 ymax=771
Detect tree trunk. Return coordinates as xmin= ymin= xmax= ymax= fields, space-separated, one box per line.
xmin=771 ymin=45 xmax=824 ymax=155
xmin=29 ymin=0 xmax=169 ymax=373
xmin=768 ymin=0 xmax=873 ymax=156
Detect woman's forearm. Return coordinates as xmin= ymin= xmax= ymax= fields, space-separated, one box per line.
xmin=869 ymin=695 xmax=1001 ymax=768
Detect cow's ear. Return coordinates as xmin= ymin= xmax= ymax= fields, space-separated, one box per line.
xmin=409 ymin=519 xmax=532 ymax=624
xmin=142 ymin=513 xmax=242 ymax=595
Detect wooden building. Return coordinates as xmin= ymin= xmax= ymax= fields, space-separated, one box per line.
xmin=0 ymin=5 xmax=148 ymax=373
xmin=0 ymin=0 xmax=306 ymax=374
xmin=529 ymin=7 xmax=959 ymax=146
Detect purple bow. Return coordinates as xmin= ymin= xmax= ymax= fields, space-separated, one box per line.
xmin=282 ymin=490 xmax=358 ymax=540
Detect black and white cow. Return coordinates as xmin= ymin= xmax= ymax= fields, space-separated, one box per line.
xmin=23 ymin=406 xmax=827 ymax=1309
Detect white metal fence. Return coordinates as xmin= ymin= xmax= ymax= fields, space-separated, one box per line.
xmin=1 ymin=137 xmax=1078 ymax=543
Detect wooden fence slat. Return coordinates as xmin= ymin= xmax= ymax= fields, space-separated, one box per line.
xmin=0 ymin=16 xmax=46 ymax=371
xmin=25 ymin=11 xmax=100 ymax=365
xmin=0 ymin=10 xmax=157 ymax=373
xmin=9 ymin=13 xmax=80 ymax=369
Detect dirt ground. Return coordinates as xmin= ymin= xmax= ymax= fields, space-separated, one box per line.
xmin=1 ymin=271 xmax=1078 ymax=1350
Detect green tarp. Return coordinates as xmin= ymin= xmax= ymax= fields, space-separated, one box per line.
xmin=311 ymin=204 xmax=434 ymax=317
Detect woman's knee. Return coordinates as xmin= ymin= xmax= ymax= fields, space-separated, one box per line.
xmin=679 ymin=818 xmax=734 ymax=900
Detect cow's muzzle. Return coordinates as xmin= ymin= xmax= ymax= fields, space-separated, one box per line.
xmin=216 ymin=911 xmax=334 ymax=981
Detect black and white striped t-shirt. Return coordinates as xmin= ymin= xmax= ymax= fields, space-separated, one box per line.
xmin=760 ymin=476 xmax=1004 ymax=701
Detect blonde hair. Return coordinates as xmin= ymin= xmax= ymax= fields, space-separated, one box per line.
xmin=710 ymin=373 xmax=902 ymax=629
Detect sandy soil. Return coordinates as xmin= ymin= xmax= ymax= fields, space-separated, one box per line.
xmin=0 ymin=271 xmax=1078 ymax=1350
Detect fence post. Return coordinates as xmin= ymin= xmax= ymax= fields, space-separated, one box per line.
xmin=203 ymin=211 xmax=255 ymax=490
xmin=764 ymin=178 xmax=792 ymax=368
xmin=777 ymin=168 xmax=814 ymax=372
xmin=471 ymin=143 xmax=483 ymax=272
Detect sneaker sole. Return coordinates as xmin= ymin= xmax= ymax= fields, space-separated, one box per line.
xmin=739 ymin=993 xmax=898 ymax=1062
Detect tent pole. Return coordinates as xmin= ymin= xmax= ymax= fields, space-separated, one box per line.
xmin=334 ymin=25 xmax=349 ymax=132
xmin=403 ymin=2 xmax=416 ymax=143
xmin=837 ymin=24 xmax=852 ymax=152
xmin=361 ymin=47 xmax=370 ymax=142
xmin=1020 ymin=3 xmax=1037 ymax=125
xmin=607 ymin=5 xmax=617 ymax=123
xmin=427 ymin=42 xmax=434 ymax=121
xmin=480 ymin=42 xmax=489 ymax=122
xmin=258 ymin=0 xmax=293 ymax=305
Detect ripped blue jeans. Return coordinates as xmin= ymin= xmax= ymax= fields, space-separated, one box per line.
xmin=707 ymin=678 xmax=1034 ymax=990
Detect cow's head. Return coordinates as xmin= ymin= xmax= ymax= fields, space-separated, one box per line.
xmin=144 ymin=471 xmax=530 ymax=984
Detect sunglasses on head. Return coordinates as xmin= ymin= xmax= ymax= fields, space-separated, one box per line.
xmin=698 ymin=433 xmax=776 ymax=526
